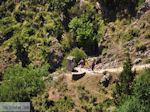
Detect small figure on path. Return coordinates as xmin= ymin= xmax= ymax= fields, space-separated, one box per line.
xmin=78 ymin=58 xmax=85 ymax=68
xmin=91 ymin=59 xmax=96 ymax=71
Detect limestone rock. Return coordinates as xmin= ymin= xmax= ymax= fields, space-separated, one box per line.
xmin=133 ymin=58 xmax=142 ymax=65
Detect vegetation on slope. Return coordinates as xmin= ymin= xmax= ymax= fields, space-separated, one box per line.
xmin=0 ymin=0 xmax=149 ymax=112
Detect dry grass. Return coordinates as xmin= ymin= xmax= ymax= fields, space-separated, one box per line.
xmin=48 ymin=72 xmax=117 ymax=111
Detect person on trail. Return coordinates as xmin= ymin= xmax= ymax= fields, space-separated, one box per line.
xmin=91 ymin=59 xmax=96 ymax=71
xmin=78 ymin=58 xmax=85 ymax=68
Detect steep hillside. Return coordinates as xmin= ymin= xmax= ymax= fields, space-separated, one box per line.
xmin=0 ymin=0 xmax=149 ymax=73
xmin=0 ymin=0 xmax=150 ymax=112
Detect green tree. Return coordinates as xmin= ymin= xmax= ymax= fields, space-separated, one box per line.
xmin=69 ymin=14 xmax=98 ymax=55
xmin=133 ymin=69 xmax=150 ymax=106
xmin=117 ymin=69 xmax=150 ymax=112
xmin=48 ymin=0 xmax=76 ymax=30
xmin=114 ymin=53 xmax=135 ymax=104
xmin=0 ymin=64 xmax=49 ymax=102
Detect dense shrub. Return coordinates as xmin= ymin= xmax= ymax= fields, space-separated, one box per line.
xmin=122 ymin=27 xmax=139 ymax=42
xmin=62 ymin=47 xmax=87 ymax=69
xmin=117 ymin=69 xmax=150 ymax=112
xmin=61 ymin=32 xmax=74 ymax=51
xmin=69 ymin=47 xmax=87 ymax=63
xmin=48 ymin=0 xmax=76 ymax=12
xmin=0 ymin=64 xmax=49 ymax=102
xmin=133 ymin=69 xmax=150 ymax=105
xmin=137 ymin=0 xmax=145 ymax=8
xmin=69 ymin=14 xmax=101 ymax=55
xmin=117 ymin=97 xmax=143 ymax=112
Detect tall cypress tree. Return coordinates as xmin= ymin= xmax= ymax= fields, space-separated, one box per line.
xmin=114 ymin=53 xmax=135 ymax=105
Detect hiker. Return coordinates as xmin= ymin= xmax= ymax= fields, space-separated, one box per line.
xmin=91 ymin=59 xmax=96 ymax=71
xmin=78 ymin=58 xmax=85 ymax=68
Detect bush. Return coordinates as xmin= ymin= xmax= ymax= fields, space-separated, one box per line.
xmin=69 ymin=47 xmax=87 ymax=63
xmin=62 ymin=47 xmax=87 ymax=69
xmin=117 ymin=69 xmax=150 ymax=112
xmin=122 ymin=28 xmax=139 ymax=42
xmin=0 ymin=64 xmax=49 ymax=102
xmin=117 ymin=97 xmax=142 ymax=112
xmin=48 ymin=0 xmax=75 ymax=12
xmin=69 ymin=14 xmax=100 ymax=55
xmin=145 ymin=31 xmax=150 ymax=39
xmin=133 ymin=69 xmax=150 ymax=105
xmin=61 ymin=32 xmax=74 ymax=52
xmin=137 ymin=0 xmax=145 ymax=8
xmin=117 ymin=96 xmax=149 ymax=112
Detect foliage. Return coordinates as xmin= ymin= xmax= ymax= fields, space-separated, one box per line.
xmin=114 ymin=53 xmax=135 ymax=104
xmin=133 ymin=69 xmax=150 ymax=105
xmin=48 ymin=0 xmax=76 ymax=12
xmin=137 ymin=0 xmax=145 ymax=8
xmin=117 ymin=97 xmax=145 ymax=112
xmin=62 ymin=47 xmax=87 ymax=69
xmin=69 ymin=14 xmax=103 ymax=54
xmin=69 ymin=47 xmax=87 ymax=63
xmin=0 ymin=64 xmax=49 ymax=102
xmin=32 ymin=93 xmax=74 ymax=112
xmin=69 ymin=15 xmax=95 ymax=44
xmin=117 ymin=69 xmax=150 ymax=112
xmin=145 ymin=30 xmax=150 ymax=39
xmin=122 ymin=27 xmax=139 ymax=42
xmin=61 ymin=32 xmax=74 ymax=52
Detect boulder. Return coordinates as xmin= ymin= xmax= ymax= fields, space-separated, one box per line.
xmin=100 ymin=72 xmax=112 ymax=87
xmin=72 ymin=72 xmax=85 ymax=80
xmin=133 ymin=58 xmax=142 ymax=65
xmin=96 ymin=57 xmax=101 ymax=64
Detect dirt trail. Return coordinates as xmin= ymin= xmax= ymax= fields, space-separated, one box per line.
xmin=74 ymin=64 xmax=150 ymax=75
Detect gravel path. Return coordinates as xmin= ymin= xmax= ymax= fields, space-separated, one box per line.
xmin=74 ymin=64 xmax=150 ymax=75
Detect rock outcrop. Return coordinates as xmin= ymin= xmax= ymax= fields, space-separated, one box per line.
xmin=137 ymin=0 xmax=150 ymax=18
